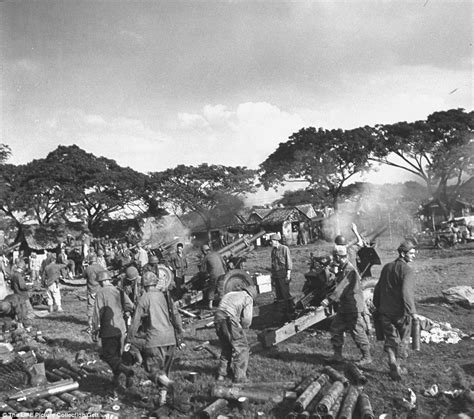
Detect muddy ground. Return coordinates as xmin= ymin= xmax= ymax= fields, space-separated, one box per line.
xmin=2 ymin=236 xmax=473 ymax=418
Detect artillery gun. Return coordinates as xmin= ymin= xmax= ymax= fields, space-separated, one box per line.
xmin=257 ymin=234 xmax=382 ymax=348
xmin=183 ymin=230 xmax=266 ymax=294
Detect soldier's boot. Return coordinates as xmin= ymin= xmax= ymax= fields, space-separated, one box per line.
xmin=356 ymin=346 xmax=372 ymax=366
xmin=397 ymin=344 xmax=408 ymax=360
xmin=329 ymin=346 xmax=344 ymax=363
xmin=387 ymin=348 xmax=402 ymax=381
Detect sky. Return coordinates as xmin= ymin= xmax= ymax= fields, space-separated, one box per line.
xmin=1 ymin=0 xmax=472 ymax=205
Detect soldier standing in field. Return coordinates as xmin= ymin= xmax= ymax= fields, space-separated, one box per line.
xmin=83 ymin=255 xmax=105 ymax=333
xmin=373 ymin=240 xmax=420 ymax=381
xmin=127 ymin=271 xmax=184 ymax=407
xmin=270 ymin=233 xmax=294 ymax=320
xmin=91 ymin=270 xmax=135 ymax=388
xmin=169 ymin=242 xmax=188 ymax=300
xmin=200 ymin=244 xmax=227 ymax=309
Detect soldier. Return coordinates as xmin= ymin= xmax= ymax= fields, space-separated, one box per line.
xmin=142 ymin=255 xmax=160 ymax=276
xmin=127 ymin=271 xmax=184 ymax=407
xmin=9 ymin=261 xmax=34 ymax=320
xmin=200 ymin=244 xmax=227 ymax=309
xmin=169 ymin=243 xmax=188 ymax=300
xmin=214 ymin=285 xmax=257 ymax=383
xmin=118 ymin=266 xmax=142 ymax=306
xmin=0 ymin=293 xmax=31 ymax=328
xmin=42 ymin=256 xmax=66 ymax=313
xmin=373 ymin=240 xmax=420 ymax=381
xmin=91 ymin=270 xmax=135 ymax=388
xmin=270 ymin=233 xmax=294 ymax=319
xmin=83 ymin=255 xmax=105 ymax=333
xmin=321 ymin=245 xmax=372 ymax=366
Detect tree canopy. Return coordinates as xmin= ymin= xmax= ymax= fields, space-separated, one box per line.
xmin=370 ymin=109 xmax=474 ymax=217
xmin=149 ymin=164 xmax=256 ymax=232
xmin=0 ymin=145 xmax=149 ymax=231
xmin=259 ymin=127 xmax=373 ymax=209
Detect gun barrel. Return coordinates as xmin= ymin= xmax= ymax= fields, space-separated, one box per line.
xmin=218 ymin=230 xmax=266 ymax=256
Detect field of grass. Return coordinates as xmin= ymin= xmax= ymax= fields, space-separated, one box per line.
xmin=4 ymin=237 xmax=473 ymax=418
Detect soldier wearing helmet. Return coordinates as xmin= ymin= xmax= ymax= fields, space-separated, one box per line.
xmin=91 ymin=270 xmax=135 ymax=388
xmin=169 ymin=243 xmax=188 ymax=300
xmin=118 ymin=266 xmax=142 ymax=306
xmin=0 ymin=293 xmax=31 ymax=328
xmin=128 ymin=269 xmax=184 ymax=407
xmin=214 ymin=284 xmax=257 ymax=383
xmin=142 ymin=255 xmax=160 ymax=276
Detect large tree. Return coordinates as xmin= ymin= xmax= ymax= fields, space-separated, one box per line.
xmin=369 ymin=109 xmax=474 ymax=218
xmin=0 ymin=145 xmax=149 ymax=230
xmin=149 ymin=164 xmax=256 ymax=236
xmin=259 ymin=127 xmax=373 ymax=210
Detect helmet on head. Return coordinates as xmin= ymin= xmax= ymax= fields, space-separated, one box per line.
xmin=397 ymin=240 xmax=416 ymax=254
xmin=97 ymin=270 xmax=112 ymax=282
xmin=142 ymin=271 xmax=158 ymax=287
xmin=0 ymin=301 xmax=12 ymax=315
xmin=125 ymin=266 xmax=139 ymax=281
xmin=334 ymin=235 xmax=346 ymax=245
xmin=149 ymin=255 xmax=159 ymax=264
xmin=242 ymin=285 xmax=257 ymax=300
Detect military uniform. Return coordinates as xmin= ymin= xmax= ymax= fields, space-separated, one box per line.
xmin=214 ymin=289 xmax=254 ymax=382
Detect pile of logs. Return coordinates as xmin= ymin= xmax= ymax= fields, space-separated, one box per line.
xmin=199 ymin=364 xmax=375 ymax=418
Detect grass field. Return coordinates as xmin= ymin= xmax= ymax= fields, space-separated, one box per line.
xmin=8 ymin=237 xmax=474 ymax=418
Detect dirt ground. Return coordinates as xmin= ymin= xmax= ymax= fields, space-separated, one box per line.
xmin=3 ymin=237 xmax=473 ymax=418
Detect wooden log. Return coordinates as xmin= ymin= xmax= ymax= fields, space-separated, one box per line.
xmin=58 ymin=392 xmax=78 ymax=408
xmin=294 ymin=373 xmax=329 ymax=413
xmin=346 ymin=363 xmax=367 ymax=385
xmin=316 ymin=381 xmax=345 ymax=415
xmin=5 ymin=400 xmax=29 ymax=412
xmin=51 ymin=368 xmax=71 ymax=380
xmin=66 ymin=363 xmax=88 ymax=378
xmin=58 ymin=366 xmax=81 ymax=381
xmin=358 ymin=392 xmax=375 ymax=419
xmin=199 ymin=398 xmax=228 ymax=419
xmin=37 ymin=398 xmax=55 ymax=410
xmin=323 ymin=392 xmax=344 ymax=419
xmin=45 ymin=370 xmax=63 ymax=382
xmin=338 ymin=385 xmax=360 ymax=419
xmin=322 ymin=366 xmax=349 ymax=387
xmin=306 ymin=382 xmax=331 ymax=418
xmin=70 ymin=390 xmax=88 ymax=400
xmin=212 ymin=385 xmax=292 ymax=404
xmin=232 ymin=381 xmax=297 ymax=390
xmin=294 ymin=376 xmax=317 ymax=396
xmin=258 ymin=307 xmax=329 ymax=348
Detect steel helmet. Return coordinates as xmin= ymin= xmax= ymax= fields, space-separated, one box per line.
xmin=149 ymin=255 xmax=159 ymax=264
xmin=125 ymin=266 xmax=139 ymax=281
xmin=97 ymin=270 xmax=112 ymax=282
xmin=0 ymin=301 xmax=11 ymax=315
xmin=334 ymin=235 xmax=346 ymax=245
xmin=142 ymin=271 xmax=158 ymax=287
xmin=242 ymin=285 xmax=257 ymax=300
